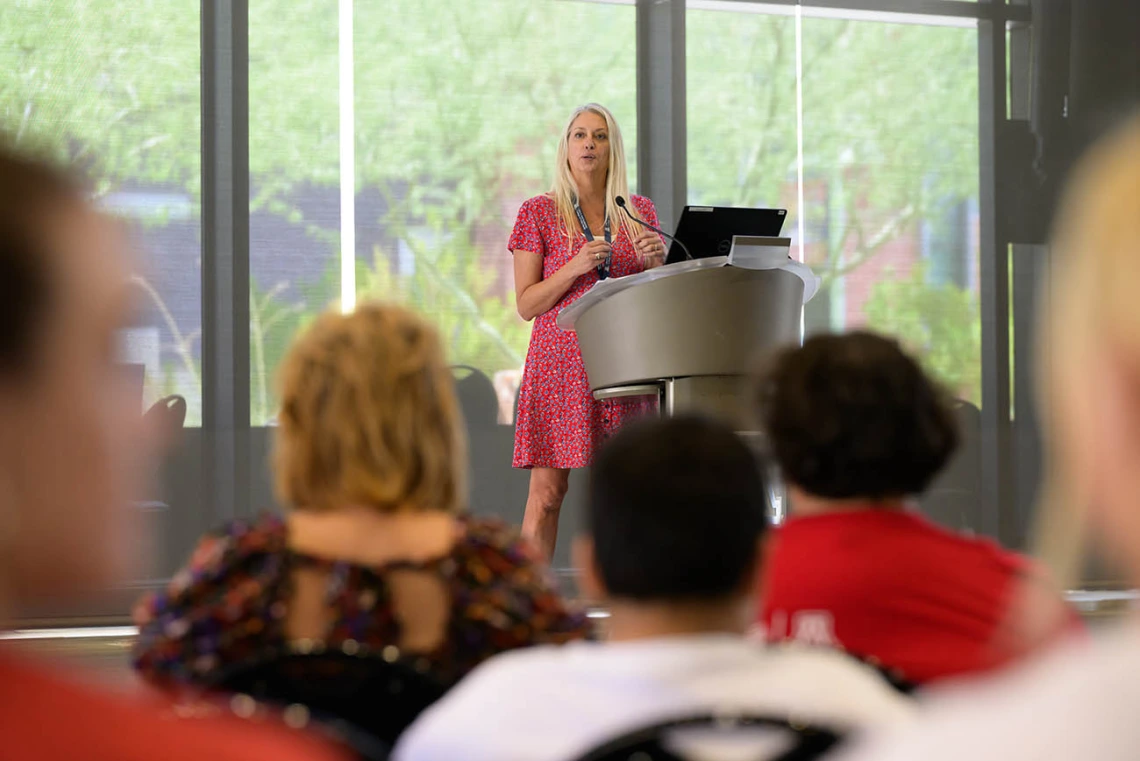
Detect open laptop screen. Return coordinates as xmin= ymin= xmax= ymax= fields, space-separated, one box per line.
xmin=667 ymin=206 xmax=787 ymax=264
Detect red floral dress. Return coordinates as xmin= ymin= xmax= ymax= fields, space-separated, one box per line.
xmin=509 ymin=193 xmax=662 ymax=469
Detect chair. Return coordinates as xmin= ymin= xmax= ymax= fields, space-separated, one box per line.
xmin=451 ymin=365 xmax=499 ymax=428
xmin=144 ymin=394 xmax=188 ymax=447
xmin=854 ymin=655 xmax=918 ymax=695
xmin=572 ymin=713 xmax=843 ymax=761
xmin=920 ymin=398 xmax=982 ymax=532
xmin=211 ymin=642 xmax=449 ymax=760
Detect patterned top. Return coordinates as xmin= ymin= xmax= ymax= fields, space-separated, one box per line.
xmin=132 ymin=514 xmax=590 ymax=687
xmin=509 ymin=193 xmax=661 ymax=469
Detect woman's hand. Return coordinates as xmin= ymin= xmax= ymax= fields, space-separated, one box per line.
xmin=514 ymin=240 xmax=609 ymax=322
xmin=568 ymin=239 xmax=612 ymax=278
xmin=633 ymin=229 xmax=667 ymax=269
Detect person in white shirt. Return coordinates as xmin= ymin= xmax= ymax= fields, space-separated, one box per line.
xmin=395 ymin=415 xmax=914 ymax=761
xmin=832 ymin=115 xmax=1140 ymax=761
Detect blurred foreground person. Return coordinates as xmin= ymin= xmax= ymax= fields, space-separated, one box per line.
xmin=0 ymin=147 xmax=347 ymax=760
xmin=394 ymin=416 xmax=913 ymax=761
xmin=134 ymin=303 xmax=586 ymax=689
xmin=755 ymin=332 xmax=1078 ymax=686
xmin=835 ymin=115 xmax=1140 ymax=761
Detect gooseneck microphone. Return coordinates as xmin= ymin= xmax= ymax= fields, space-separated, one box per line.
xmin=615 ymin=196 xmax=694 ymax=262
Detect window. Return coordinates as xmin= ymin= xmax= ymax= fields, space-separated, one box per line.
xmin=248 ymin=0 xmax=637 ymax=426
xmin=687 ymin=7 xmax=798 ymax=219
xmin=802 ymin=15 xmax=980 ymax=404
xmin=6 ymin=1 xmax=1043 ymax=607
xmin=1 ymin=1 xmax=203 ymax=422
xmin=248 ymin=0 xmax=341 ymax=425
xmin=687 ymin=4 xmax=980 ymax=404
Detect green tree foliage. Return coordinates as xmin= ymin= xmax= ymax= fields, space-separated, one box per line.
xmin=689 ymin=14 xmax=978 ymax=284
xmin=0 ymin=1 xmax=200 ymax=193
xmin=865 ymin=263 xmax=982 ymax=405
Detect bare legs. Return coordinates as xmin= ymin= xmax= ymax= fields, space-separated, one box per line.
xmin=522 ymin=467 xmax=570 ymax=562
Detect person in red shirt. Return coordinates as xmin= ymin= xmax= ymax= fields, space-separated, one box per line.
xmin=0 ymin=146 xmax=349 ymax=761
xmin=753 ymin=331 xmax=1079 ymax=687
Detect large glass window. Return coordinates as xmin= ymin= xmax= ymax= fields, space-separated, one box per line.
xmin=687 ymin=8 xmax=799 ymax=228
xmin=6 ymin=1 xmax=1040 ymax=616
xmin=801 ymin=15 xmax=980 ymax=405
xmin=248 ymin=0 xmax=636 ymax=426
xmin=248 ymin=0 xmax=341 ymax=425
xmin=688 ymin=5 xmax=980 ymax=405
xmin=0 ymin=0 xmax=203 ymax=422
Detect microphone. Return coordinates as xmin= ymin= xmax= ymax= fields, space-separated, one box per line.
xmin=616 ymin=196 xmax=693 ymax=262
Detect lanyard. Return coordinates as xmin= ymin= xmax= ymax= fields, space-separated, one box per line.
xmin=573 ymin=200 xmax=612 ymax=279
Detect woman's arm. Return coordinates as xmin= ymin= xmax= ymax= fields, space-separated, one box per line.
xmin=513 ymin=240 xmax=610 ymax=321
xmin=513 ymin=249 xmax=576 ymax=321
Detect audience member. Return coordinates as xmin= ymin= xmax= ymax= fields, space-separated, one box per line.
xmin=394 ymin=416 xmax=913 ymax=761
xmin=0 ymin=145 xmax=348 ymax=761
xmin=754 ymin=331 xmax=1078 ymax=686
xmin=133 ymin=303 xmax=588 ymax=692
xmin=834 ymin=114 xmax=1140 ymax=761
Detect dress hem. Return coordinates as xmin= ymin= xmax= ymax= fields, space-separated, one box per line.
xmin=512 ymin=458 xmax=591 ymax=471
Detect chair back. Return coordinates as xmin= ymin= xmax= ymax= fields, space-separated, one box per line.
xmin=213 ymin=644 xmax=448 ymax=758
xmin=144 ymin=394 xmax=188 ymax=447
xmin=920 ymin=398 xmax=982 ymax=531
xmin=572 ymin=713 xmax=843 ymax=761
xmin=855 ymin=656 xmax=918 ymax=695
xmin=451 ymin=365 xmax=499 ymax=428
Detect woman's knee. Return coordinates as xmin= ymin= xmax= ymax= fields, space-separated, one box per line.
xmin=530 ymin=470 xmax=569 ymax=510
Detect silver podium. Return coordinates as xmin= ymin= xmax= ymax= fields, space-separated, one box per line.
xmin=556 ymin=248 xmax=818 ymax=431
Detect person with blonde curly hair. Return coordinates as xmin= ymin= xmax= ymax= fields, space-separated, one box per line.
xmin=133 ymin=303 xmax=589 ymax=693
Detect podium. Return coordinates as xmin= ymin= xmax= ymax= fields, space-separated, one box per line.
xmin=556 ymin=248 xmax=818 ymax=430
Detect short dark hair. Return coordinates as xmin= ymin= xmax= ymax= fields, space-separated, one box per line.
xmin=755 ymin=331 xmax=959 ymax=500
xmin=587 ymin=415 xmax=769 ymax=602
xmin=0 ymin=143 xmax=80 ymax=375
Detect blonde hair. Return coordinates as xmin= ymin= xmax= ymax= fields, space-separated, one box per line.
xmin=551 ymin=103 xmax=637 ymax=251
xmin=273 ymin=302 xmax=467 ymax=514
xmin=1034 ymin=114 xmax=1140 ymax=587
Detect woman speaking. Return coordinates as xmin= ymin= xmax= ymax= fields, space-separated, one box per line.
xmin=510 ymin=103 xmax=667 ymax=560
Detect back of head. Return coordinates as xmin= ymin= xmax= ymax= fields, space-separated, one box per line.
xmin=756 ymin=331 xmax=959 ymax=500
xmin=587 ymin=415 xmax=768 ymax=602
xmin=0 ymin=146 xmax=79 ymax=376
xmin=0 ymin=143 xmax=147 ymax=606
xmin=274 ymin=302 xmax=467 ymax=514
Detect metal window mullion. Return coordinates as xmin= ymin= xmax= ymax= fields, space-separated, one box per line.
xmin=1008 ymin=0 xmax=1040 ymax=549
xmin=201 ymin=0 xmax=252 ymax=525
xmin=636 ymin=0 xmax=686 ymax=234
xmin=977 ymin=3 xmax=1014 ymax=545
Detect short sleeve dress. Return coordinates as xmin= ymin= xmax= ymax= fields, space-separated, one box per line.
xmin=509 ymin=194 xmax=662 ymax=470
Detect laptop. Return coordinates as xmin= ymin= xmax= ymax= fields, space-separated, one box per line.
xmin=667 ymin=206 xmax=788 ymax=264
